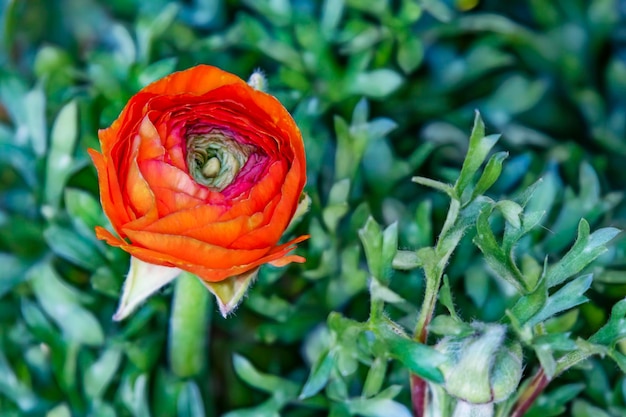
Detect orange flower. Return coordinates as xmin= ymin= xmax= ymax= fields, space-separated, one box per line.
xmin=89 ymin=65 xmax=308 ymax=318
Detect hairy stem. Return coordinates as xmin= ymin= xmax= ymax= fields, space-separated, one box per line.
xmin=411 ymin=198 xmax=462 ymax=417
xmin=509 ymin=369 xmax=548 ymax=417
xmin=169 ymin=272 xmax=212 ymax=378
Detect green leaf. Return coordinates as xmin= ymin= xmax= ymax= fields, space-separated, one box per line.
xmin=0 ymin=253 xmax=28 ymax=297
xmin=64 ymin=188 xmax=104 ymax=231
xmin=362 ymin=357 xmax=388 ymax=398
xmin=177 ymin=381 xmax=205 ymax=417
xmin=44 ymin=224 xmax=106 ymax=271
xmin=46 ymin=404 xmax=71 ymax=417
xmin=232 ymin=354 xmax=299 ymax=396
xmin=349 ymin=69 xmax=403 ymax=98
xmin=376 ymin=321 xmax=445 ymax=383
xmin=412 ymin=176 xmax=454 ymax=196
xmin=299 ymin=349 xmax=336 ymax=399
xmin=397 ymin=35 xmax=423 ymax=74
xmin=473 ymin=205 xmax=526 ymax=292
xmin=589 ymin=298 xmax=626 ymax=346
xmin=120 ymin=374 xmax=150 ymax=417
xmin=359 ymin=217 xmax=397 ymax=284
xmin=527 ymin=274 xmax=592 ymax=327
xmin=84 ymin=348 xmax=122 ymax=398
xmin=28 ymin=262 xmax=104 ymax=346
xmin=545 ymin=219 xmax=621 ymax=288
xmin=0 ymin=350 xmax=40 ymax=412
xmin=471 ymin=151 xmax=508 ymax=201
xmin=24 ymin=87 xmax=47 ymax=157
xmin=347 ymin=397 xmax=412 ymax=417
xmin=496 ymin=200 xmax=523 ymax=229
xmin=137 ymin=57 xmax=178 ymax=87
xmin=323 ymin=179 xmax=351 ymax=232
xmin=45 ymin=100 xmax=79 ymax=211
xmin=392 ymin=250 xmax=421 ymax=270
xmin=455 ymin=111 xmax=500 ymax=195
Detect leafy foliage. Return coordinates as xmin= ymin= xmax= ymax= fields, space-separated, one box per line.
xmin=1 ymin=0 xmax=626 ymax=416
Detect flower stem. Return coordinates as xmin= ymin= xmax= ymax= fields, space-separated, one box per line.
xmin=411 ymin=198 xmax=462 ymax=417
xmin=169 ymin=272 xmax=212 ymax=378
xmin=509 ymin=369 xmax=548 ymax=417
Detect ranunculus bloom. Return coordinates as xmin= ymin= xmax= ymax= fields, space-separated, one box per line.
xmin=89 ymin=65 xmax=308 ymax=319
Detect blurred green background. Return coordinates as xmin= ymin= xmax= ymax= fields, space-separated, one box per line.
xmin=1 ymin=0 xmax=626 ymax=416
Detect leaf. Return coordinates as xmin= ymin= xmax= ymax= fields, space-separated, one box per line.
xmin=392 ymin=250 xmax=422 ymax=270
xmin=455 ymin=111 xmax=501 ymax=195
xmin=120 ymin=374 xmax=150 ymax=417
xmin=397 ymin=35 xmax=424 ymax=74
xmin=232 ymin=354 xmax=299 ymax=396
xmin=177 ymin=381 xmax=205 ymax=417
xmin=545 ymin=219 xmax=620 ymax=288
xmin=84 ymin=348 xmax=122 ymax=399
xmin=347 ymin=397 xmax=412 ymax=417
xmin=589 ymin=298 xmax=626 ymax=346
xmin=0 ymin=350 xmax=40 ymax=412
xmin=349 ymin=69 xmax=404 ymax=98
xmin=323 ymin=179 xmax=351 ymax=232
xmin=359 ymin=217 xmax=397 ymax=284
xmin=29 ymin=262 xmax=104 ymax=346
xmin=376 ymin=321 xmax=445 ymax=383
xmin=64 ymin=188 xmax=103 ymax=231
xmin=527 ymin=274 xmax=593 ymax=327
xmin=45 ymin=100 xmax=78 ymax=211
xmin=44 ymin=224 xmax=105 ymax=271
xmin=299 ymin=349 xmax=336 ymax=399
xmin=470 ymin=151 xmax=508 ymax=201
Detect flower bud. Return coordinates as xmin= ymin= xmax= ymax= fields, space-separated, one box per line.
xmin=435 ymin=322 xmax=523 ymax=404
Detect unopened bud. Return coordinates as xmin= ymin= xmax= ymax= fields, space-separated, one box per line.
xmin=436 ymin=322 xmax=523 ymax=404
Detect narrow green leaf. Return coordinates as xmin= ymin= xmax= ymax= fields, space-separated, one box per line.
xmin=347 ymin=397 xmax=412 ymax=417
xmin=455 ymin=111 xmax=500 ymax=194
xmin=471 ymin=151 xmax=508 ymax=200
xmin=349 ymin=69 xmax=403 ymax=98
xmin=177 ymin=381 xmax=206 ymax=417
xmin=45 ymin=100 xmax=78 ymax=210
xmin=590 ymin=298 xmax=626 ymax=346
xmin=412 ymin=176 xmax=454 ymax=196
xmin=232 ymin=354 xmax=299 ymax=396
xmin=546 ymin=219 xmax=621 ymax=288
xmin=376 ymin=321 xmax=445 ymax=383
xmin=392 ymin=250 xmax=421 ymax=270
xmin=299 ymin=349 xmax=335 ymax=399
xmin=397 ymin=35 xmax=424 ymax=74
xmin=528 ymin=274 xmax=593 ymax=327
xmin=28 ymin=262 xmax=104 ymax=346
xmin=44 ymin=224 xmax=105 ymax=271
xmin=84 ymin=348 xmax=122 ymax=398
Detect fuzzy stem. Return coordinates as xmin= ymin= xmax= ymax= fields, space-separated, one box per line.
xmin=169 ymin=272 xmax=212 ymax=378
xmin=509 ymin=369 xmax=548 ymax=417
xmin=411 ymin=198 xmax=462 ymax=417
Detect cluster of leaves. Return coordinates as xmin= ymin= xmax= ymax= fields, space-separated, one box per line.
xmin=2 ymin=0 xmax=626 ymax=416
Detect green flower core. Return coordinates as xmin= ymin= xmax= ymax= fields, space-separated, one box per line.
xmin=186 ymin=131 xmax=252 ymax=191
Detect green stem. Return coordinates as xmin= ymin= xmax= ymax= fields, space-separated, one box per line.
xmin=411 ymin=198 xmax=463 ymax=417
xmin=169 ymin=272 xmax=212 ymax=378
xmin=509 ymin=350 xmax=597 ymax=417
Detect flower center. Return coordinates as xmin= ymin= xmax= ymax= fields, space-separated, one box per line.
xmin=186 ymin=131 xmax=252 ymax=191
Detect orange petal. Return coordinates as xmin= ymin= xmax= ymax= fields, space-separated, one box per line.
xmin=121 ymin=228 xmax=270 ymax=269
xmin=88 ymin=149 xmax=132 ymax=235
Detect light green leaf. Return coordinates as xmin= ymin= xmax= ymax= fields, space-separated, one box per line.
xmin=45 ymin=100 xmax=78 ymax=211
